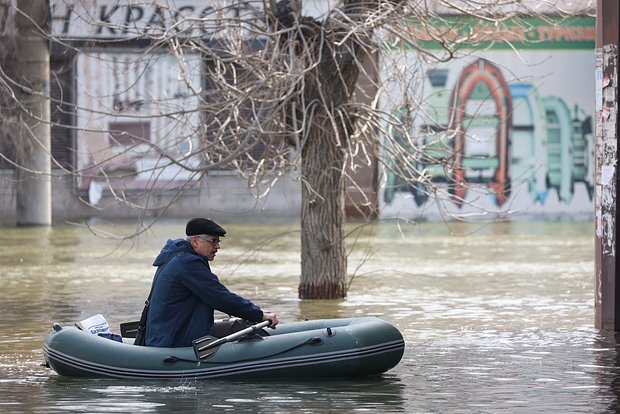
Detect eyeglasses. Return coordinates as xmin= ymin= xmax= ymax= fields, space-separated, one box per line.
xmin=196 ymin=236 xmax=221 ymax=246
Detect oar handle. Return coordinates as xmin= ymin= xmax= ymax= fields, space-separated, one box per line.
xmin=222 ymin=320 xmax=271 ymax=342
xmin=196 ymin=320 xmax=271 ymax=353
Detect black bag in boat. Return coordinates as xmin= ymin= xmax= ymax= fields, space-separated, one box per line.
xmin=120 ymin=298 xmax=149 ymax=346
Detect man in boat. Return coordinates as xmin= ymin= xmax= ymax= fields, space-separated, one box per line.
xmin=144 ymin=218 xmax=279 ymax=347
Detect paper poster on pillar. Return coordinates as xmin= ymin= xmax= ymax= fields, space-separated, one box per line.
xmin=380 ymin=16 xmax=596 ymax=220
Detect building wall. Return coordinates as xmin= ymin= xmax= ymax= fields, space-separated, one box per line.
xmin=0 ymin=170 xmax=301 ymax=225
xmin=379 ymin=15 xmax=596 ymax=220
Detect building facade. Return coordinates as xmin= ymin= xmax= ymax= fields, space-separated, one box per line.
xmin=0 ymin=1 xmax=596 ymax=223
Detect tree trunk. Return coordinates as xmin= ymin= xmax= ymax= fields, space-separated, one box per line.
xmin=14 ymin=0 xmax=51 ymax=226
xmin=299 ymin=121 xmax=348 ymax=299
xmin=270 ymin=0 xmax=366 ymax=299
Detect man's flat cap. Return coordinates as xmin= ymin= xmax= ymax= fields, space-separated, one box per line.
xmin=185 ymin=218 xmax=226 ymax=237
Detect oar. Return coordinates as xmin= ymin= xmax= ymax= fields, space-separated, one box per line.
xmin=192 ymin=320 xmax=271 ymax=361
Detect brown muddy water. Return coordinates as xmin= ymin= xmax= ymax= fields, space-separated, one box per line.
xmin=0 ymin=219 xmax=618 ymax=413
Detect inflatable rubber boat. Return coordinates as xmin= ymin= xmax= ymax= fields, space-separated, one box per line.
xmin=43 ymin=317 xmax=405 ymax=379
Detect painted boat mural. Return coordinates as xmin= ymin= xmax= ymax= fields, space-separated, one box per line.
xmin=510 ymin=83 xmax=549 ymax=204
xmin=448 ymin=59 xmax=512 ymax=207
xmin=383 ymin=58 xmax=594 ymax=214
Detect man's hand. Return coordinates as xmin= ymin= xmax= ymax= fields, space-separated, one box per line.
xmin=262 ymin=312 xmax=279 ymax=328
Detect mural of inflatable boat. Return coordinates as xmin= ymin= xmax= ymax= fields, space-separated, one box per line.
xmin=383 ymin=58 xmax=594 ymax=213
xmin=447 ymin=59 xmax=512 ymax=207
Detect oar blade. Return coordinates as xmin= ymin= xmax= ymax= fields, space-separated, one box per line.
xmin=192 ymin=336 xmax=221 ymax=360
xmin=195 ymin=344 xmax=220 ymax=360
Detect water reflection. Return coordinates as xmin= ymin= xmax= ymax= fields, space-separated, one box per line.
xmin=0 ymin=220 xmax=609 ymax=413
xmin=35 ymin=376 xmax=405 ymax=413
xmin=593 ymin=331 xmax=620 ymax=412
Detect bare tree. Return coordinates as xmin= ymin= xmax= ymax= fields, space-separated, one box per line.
xmin=0 ymin=0 xmax=594 ymax=298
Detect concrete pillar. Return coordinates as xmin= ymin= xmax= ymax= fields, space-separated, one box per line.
xmin=595 ymin=0 xmax=620 ymax=330
xmin=14 ymin=0 xmax=51 ymax=226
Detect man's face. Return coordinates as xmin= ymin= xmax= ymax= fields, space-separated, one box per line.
xmin=190 ymin=234 xmax=222 ymax=261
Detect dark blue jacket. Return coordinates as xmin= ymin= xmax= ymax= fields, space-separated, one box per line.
xmin=144 ymin=238 xmax=264 ymax=347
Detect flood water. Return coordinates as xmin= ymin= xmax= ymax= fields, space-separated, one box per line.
xmin=0 ymin=219 xmax=617 ymax=413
